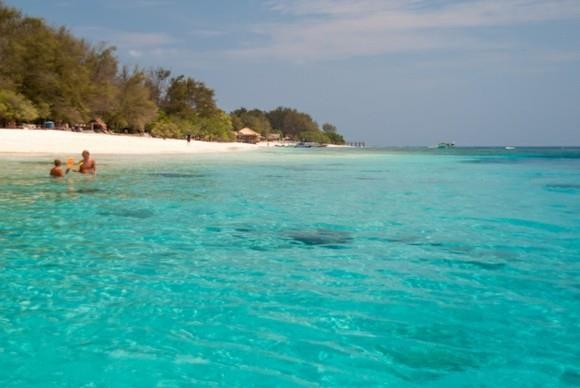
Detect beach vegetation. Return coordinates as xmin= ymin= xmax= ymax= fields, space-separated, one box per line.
xmin=0 ymin=1 xmax=346 ymax=143
xmin=230 ymin=108 xmax=272 ymax=135
xmin=0 ymin=89 xmax=38 ymax=125
xmin=149 ymin=114 xmax=189 ymax=139
xmin=109 ymin=67 xmax=158 ymax=133
xmin=322 ymin=123 xmax=337 ymax=133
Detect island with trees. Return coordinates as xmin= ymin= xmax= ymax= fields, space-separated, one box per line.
xmin=0 ymin=2 xmax=345 ymax=145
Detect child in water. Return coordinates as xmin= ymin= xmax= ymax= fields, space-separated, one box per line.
xmin=49 ymin=159 xmax=66 ymax=177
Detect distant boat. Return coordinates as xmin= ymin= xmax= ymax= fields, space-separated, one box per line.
xmin=437 ymin=142 xmax=456 ymax=149
xmin=505 ymin=146 xmax=516 ymax=150
xmin=295 ymin=142 xmax=328 ymax=148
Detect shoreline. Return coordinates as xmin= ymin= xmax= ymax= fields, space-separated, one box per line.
xmin=0 ymin=128 xmax=259 ymax=155
xmin=0 ymin=129 xmax=351 ymax=155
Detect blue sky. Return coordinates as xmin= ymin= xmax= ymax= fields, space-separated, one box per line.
xmin=8 ymin=0 xmax=580 ymax=145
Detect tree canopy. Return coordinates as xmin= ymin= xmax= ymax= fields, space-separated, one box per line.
xmin=0 ymin=2 xmax=346 ymax=143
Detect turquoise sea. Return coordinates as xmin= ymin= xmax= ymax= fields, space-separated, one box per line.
xmin=1 ymin=147 xmax=579 ymax=386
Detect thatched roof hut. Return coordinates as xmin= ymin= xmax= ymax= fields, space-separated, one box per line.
xmin=266 ymin=133 xmax=281 ymax=141
xmin=237 ymin=127 xmax=261 ymax=144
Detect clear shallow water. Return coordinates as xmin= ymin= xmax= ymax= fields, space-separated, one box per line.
xmin=1 ymin=148 xmax=579 ymax=386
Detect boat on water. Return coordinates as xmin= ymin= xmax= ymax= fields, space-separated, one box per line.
xmin=295 ymin=142 xmax=328 ymax=148
xmin=436 ymin=142 xmax=456 ymax=149
xmin=505 ymin=146 xmax=516 ymax=150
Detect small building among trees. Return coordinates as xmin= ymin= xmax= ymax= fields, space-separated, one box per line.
xmin=237 ymin=127 xmax=261 ymax=144
xmin=265 ymin=133 xmax=281 ymax=142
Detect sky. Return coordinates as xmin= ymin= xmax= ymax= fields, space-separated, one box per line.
xmin=7 ymin=0 xmax=580 ymax=146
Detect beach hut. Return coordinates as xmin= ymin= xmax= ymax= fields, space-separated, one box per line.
xmin=237 ymin=127 xmax=261 ymax=144
xmin=266 ymin=133 xmax=281 ymax=142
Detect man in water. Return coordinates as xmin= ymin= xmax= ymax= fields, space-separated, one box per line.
xmin=49 ymin=159 xmax=66 ymax=177
xmin=78 ymin=150 xmax=96 ymax=175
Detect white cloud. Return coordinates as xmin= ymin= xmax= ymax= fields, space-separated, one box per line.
xmin=188 ymin=28 xmax=227 ymax=38
xmin=116 ymin=32 xmax=175 ymax=47
xmin=128 ymin=49 xmax=143 ymax=58
xmin=231 ymin=0 xmax=580 ymax=61
xmin=75 ymin=26 xmax=175 ymax=48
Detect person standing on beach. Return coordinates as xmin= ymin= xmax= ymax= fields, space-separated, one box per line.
xmin=78 ymin=150 xmax=96 ymax=175
xmin=186 ymin=134 xmax=192 ymax=143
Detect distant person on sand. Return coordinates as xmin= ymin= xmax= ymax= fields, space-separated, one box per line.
xmin=49 ymin=159 xmax=66 ymax=177
xmin=186 ymin=134 xmax=192 ymax=143
xmin=78 ymin=150 xmax=96 ymax=175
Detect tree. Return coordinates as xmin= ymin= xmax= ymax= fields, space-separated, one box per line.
xmin=86 ymin=44 xmax=119 ymax=121
xmin=145 ymin=67 xmax=171 ymax=106
xmin=109 ymin=67 xmax=158 ymax=132
xmin=0 ymin=2 xmax=348 ymax=144
xmin=266 ymin=107 xmax=319 ymax=137
xmin=326 ymin=132 xmax=345 ymax=145
xmin=299 ymin=131 xmax=330 ymax=144
xmin=322 ymin=123 xmax=337 ymax=133
xmin=231 ymin=113 xmax=244 ymax=131
xmin=281 ymin=110 xmax=318 ymax=136
xmin=0 ymin=89 xmax=38 ymax=125
xmin=230 ymin=108 xmax=272 ymax=135
xmin=164 ymin=75 xmax=219 ymax=119
xmin=195 ymin=110 xmax=234 ymax=141
xmin=149 ymin=114 xmax=189 ymax=138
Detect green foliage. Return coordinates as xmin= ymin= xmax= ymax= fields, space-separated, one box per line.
xmin=322 ymin=123 xmax=345 ymax=144
xmin=0 ymin=3 xmax=114 ymax=123
xmin=326 ymin=132 xmax=345 ymax=145
xmin=0 ymin=89 xmax=38 ymax=124
xmin=297 ymin=130 xmax=344 ymax=145
xmin=86 ymin=44 xmax=120 ymax=120
xmin=145 ymin=67 xmax=171 ymax=106
xmin=298 ymin=131 xmax=330 ymax=144
xmin=195 ymin=110 xmax=234 ymax=141
xmin=267 ymin=107 xmax=319 ymax=137
xmin=149 ymin=115 xmax=186 ymax=138
xmin=109 ymin=67 xmax=158 ymax=132
xmin=149 ymin=110 xmax=233 ymax=141
xmin=230 ymin=106 xmax=347 ymax=144
xmin=322 ymin=122 xmax=337 ymax=133
xmin=0 ymin=2 xmax=346 ymax=144
xmin=163 ymin=75 xmax=218 ymax=119
xmin=230 ymin=108 xmax=272 ymax=135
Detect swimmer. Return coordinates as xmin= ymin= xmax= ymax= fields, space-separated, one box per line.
xmin=49 ymin=159 xmax=66 ymax=177
xmin=78 ymin=150 xmax=96 ymax=175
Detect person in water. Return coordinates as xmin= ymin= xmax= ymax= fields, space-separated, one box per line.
xmin=49 ymin=159 xmax=66 ymax=177
xmin=78 ymin=150 xmax=96 ymax=175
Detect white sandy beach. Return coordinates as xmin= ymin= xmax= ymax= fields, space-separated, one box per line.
xmin=0 ymin=129 xmax=259 ymax=154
